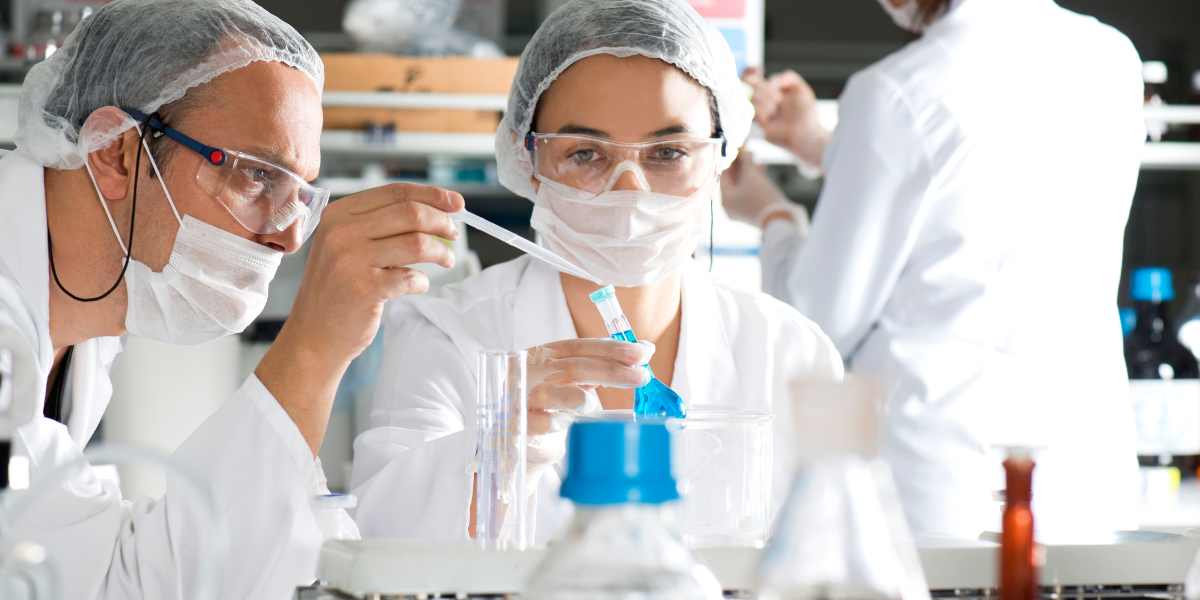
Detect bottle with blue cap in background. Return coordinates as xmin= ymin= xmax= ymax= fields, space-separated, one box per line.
xmin=524 ymin=418 xmax=722 ymax=600
xmin=1124 ymin=267 xmax=1200 ymax=484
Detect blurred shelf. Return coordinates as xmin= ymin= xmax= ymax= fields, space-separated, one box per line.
xmin=323 ymin=175 xmax=514 ymax=198
xmin=320 ymin=130 xmax=496 ymax=158
xmin=1141 ymin=142 xmax=1200 ymax=171
xmin=1144 ymin=105 xmax=1200 ymax=124
xmin=323 ymin=91 xmax=508 ymax=111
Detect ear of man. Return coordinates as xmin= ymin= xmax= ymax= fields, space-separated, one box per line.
xmin=83 ymin=107 xmax=144 ymax=205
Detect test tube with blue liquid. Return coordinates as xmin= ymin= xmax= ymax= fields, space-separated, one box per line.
xmin=588 ymin=285 xmax=687 ymax=418
xmin=476 ymin=350 xmax=528 ymax=549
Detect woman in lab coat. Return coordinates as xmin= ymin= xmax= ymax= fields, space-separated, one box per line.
xmin=350 ymin=0 xmax=843 ymax=543
xmin=721 ymin=0 xmax=1146 ymax=537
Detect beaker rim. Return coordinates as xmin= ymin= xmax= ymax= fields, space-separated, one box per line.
xmin=595 ymin=409 xmax=774 ymax=423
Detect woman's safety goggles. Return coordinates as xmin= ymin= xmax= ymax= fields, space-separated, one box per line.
xmin=525 ymin=132 xmax=726 ymax=196
xmin=122 ymin=109 xmax=330 ymax=242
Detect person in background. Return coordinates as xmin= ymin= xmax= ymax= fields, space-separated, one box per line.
xmin=0 ymin=0 xmax=463 ymax=596
xmin=721 ymin=0 xmax=1145 ymax=538
xmin=350 ymin=0 xmax=843 ymax=545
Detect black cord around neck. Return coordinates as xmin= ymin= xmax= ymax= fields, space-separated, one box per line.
xmin=48 ymin=121 xmax=150 ymax=303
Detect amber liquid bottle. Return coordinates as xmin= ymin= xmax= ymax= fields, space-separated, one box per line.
xmin=1001 ymin=449 xmax=1038 ymax=600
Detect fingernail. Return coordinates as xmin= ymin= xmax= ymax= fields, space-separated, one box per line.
xmin=638 ymin=366 xmax=652 ymax=386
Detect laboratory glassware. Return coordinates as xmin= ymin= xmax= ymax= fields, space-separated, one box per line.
xmin=1001 ymin=447 xmax=1038 ymax=600
xmin=475 ymin=350 xmax=528 ymax=549
xmin=310 ymin=494 xmax=358 ymax=541
xmin=757 ymin=379 xmax=930 ymax=600
xmin=524 ymin=418 xmax=723 ymax=600
xmin=589 ymin=285 xmax=686 ymax=418
xmin=654 ymin=409 xmax=774 ymax=547
xmin=452 ymin=210 xmax=601 ymax=284
xmin=1124 ymin=268 xmax=1200 ymax=480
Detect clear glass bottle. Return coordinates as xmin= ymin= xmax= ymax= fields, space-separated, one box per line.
xmin=1124 ymin=267 xmax=1200 ymax=479
xmin=524 ymin=418 xmax=722 ymax=600
xmin=756 ymin=380 xmax=930 ymax=600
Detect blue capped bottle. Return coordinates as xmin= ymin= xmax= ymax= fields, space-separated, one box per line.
xmin=524 ymin=419 xmax=722 ymax=600
xmin=1125 ymin=267 xmax=1200 ymax=478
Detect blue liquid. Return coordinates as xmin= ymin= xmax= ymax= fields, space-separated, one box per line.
xmin=609 ymin=330 xmax=686 ymax=419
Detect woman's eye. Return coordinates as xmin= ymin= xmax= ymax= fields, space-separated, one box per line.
xmin=568 ymin=149 xmax=597 ymax=162
xmin=652 ymin=147 xmax=686 ymax=161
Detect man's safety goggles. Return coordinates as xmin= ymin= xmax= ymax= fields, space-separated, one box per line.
xmin=525 ymin=132 xmax=726 ymax=197
xmin=122 ymin=108 xmax=330 ymax=242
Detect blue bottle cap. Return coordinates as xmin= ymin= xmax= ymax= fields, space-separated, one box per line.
xmin=559 ymin=419 xmax=680 ymax=505
xmin=1119 ymin=307 xmax=1136 ymax=337
xmin=588 ymin=285 xmax=617 ymax=304
xmin=1131 ymin=267 xmax=1175 ymax=302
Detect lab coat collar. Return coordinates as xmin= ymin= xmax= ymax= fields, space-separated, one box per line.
xmin=0 ymin=149 xmax=121 ymax=447
xmin=511 ymin=258 xmax=740 ymax=410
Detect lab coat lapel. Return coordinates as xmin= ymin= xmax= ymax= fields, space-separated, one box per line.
xmin=673 ymin=260 xmax=740 ymax=408
xmin=511 ymin=259 xmax=577 ymax=353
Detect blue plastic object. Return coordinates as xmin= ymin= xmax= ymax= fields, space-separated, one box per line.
xmin=1131 ymin=267 xmax=1175 ymax=302
xmin=559 ymin=419 xmax=680 ymax=505
xmin=1119 ymin=307 xmax=1136 ymax=337
xmin=588 ymin=285 xmax=686 ymax=419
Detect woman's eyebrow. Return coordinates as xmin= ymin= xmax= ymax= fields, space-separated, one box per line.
xmin=646 ymin=124 xmax=693 ymax=138
xmin=556 ymin=124 xmax=610 ymax=138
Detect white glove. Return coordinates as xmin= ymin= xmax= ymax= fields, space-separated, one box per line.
xmin=523 ymin=338 xmax=653 ymax=495
xmin=721 ymin=149 xmax=810 ymax=230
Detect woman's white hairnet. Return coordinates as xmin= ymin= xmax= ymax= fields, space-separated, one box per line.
xmin=15 ymin=0 xmax=324 ymax=170
xmin=495 ymin=0 xmax=753 ymax=201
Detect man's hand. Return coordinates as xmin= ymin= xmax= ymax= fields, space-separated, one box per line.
xmin=257 ymin=183 xmax=465 ymax=456
xmin=744 ymin=68 xmax=832 ymax=170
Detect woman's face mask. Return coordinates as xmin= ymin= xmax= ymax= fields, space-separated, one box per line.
xmin=530 ymin=158 xmax=716 ymax=288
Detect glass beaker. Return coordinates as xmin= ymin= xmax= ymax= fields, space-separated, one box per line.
xmin=475 ymin=350 xmax=528 ymax=549
xmin=594 ymin=409 xmax=773 ymax=548
xmin=669 ymin=410 xmax=773 ymax=548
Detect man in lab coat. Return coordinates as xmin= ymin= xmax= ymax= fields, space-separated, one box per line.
xmin=722 ymin=0 xmax=1145 ymax=538
xmin=0 ymin=0 xmax=463 ymax=597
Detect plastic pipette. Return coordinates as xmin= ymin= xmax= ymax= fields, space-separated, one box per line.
xmin=452 ymin=210 xmax=602 ymax=284
xmin=589 ymin=285 xmax=686 ymax=418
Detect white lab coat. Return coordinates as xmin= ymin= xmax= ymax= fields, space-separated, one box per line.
xmin=0 ymin=149 xmax=352 ymax=599
xmin=760 ymin=0 xmax=1145 ymax=538
xmin=350 ymin=255 xmax=843 ymax=544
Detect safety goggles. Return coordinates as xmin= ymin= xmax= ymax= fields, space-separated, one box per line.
xmin=122 ymin=109 xmax=330 ymax=242
xmin=525 ymin=132 xmax=726 ymax=197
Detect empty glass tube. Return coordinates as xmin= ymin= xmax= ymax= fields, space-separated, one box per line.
xmin=476 ymin=350 xmax=528 ymax=549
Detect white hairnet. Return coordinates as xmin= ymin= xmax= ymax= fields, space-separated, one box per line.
xmin=495 ymin=0 xmax=753 ymax=201
xmin=16 ymin=0 xmax=324 ymax=170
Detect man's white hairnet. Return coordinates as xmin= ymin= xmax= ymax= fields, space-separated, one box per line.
xmin=495 ymin=0 xmax=754 ymax=201
xmin=15 ymin=0 xmax=324 ymax=170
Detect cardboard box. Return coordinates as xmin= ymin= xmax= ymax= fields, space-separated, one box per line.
xmin=321 ymin=54 xmax=519 ymax=133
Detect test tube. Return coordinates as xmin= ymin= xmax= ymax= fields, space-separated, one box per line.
xmin=476 ymin=350 xmax=528 ymax=550
xmin=590 ymin=285 xmax=636 ymax=342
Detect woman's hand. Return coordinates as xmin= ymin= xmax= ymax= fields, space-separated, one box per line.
xmin=521 ymin=338 xmax=654 ymax=494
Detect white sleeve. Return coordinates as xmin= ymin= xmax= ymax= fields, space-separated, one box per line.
xmin=349 ymin=312 xmax=476 ymax=540
xmin=8 ymin=374 xmax=329 ymax=600
xmin=766 ymin=71 xmax=934 ymax=360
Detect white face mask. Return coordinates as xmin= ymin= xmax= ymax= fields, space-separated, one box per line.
xmin=86 ymin=136 xmax=283 ymax=345
xmin=530 ymin=163 xmax=710 ymax=288
xmin=876 ymin=0 xmax=926 ymax=32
